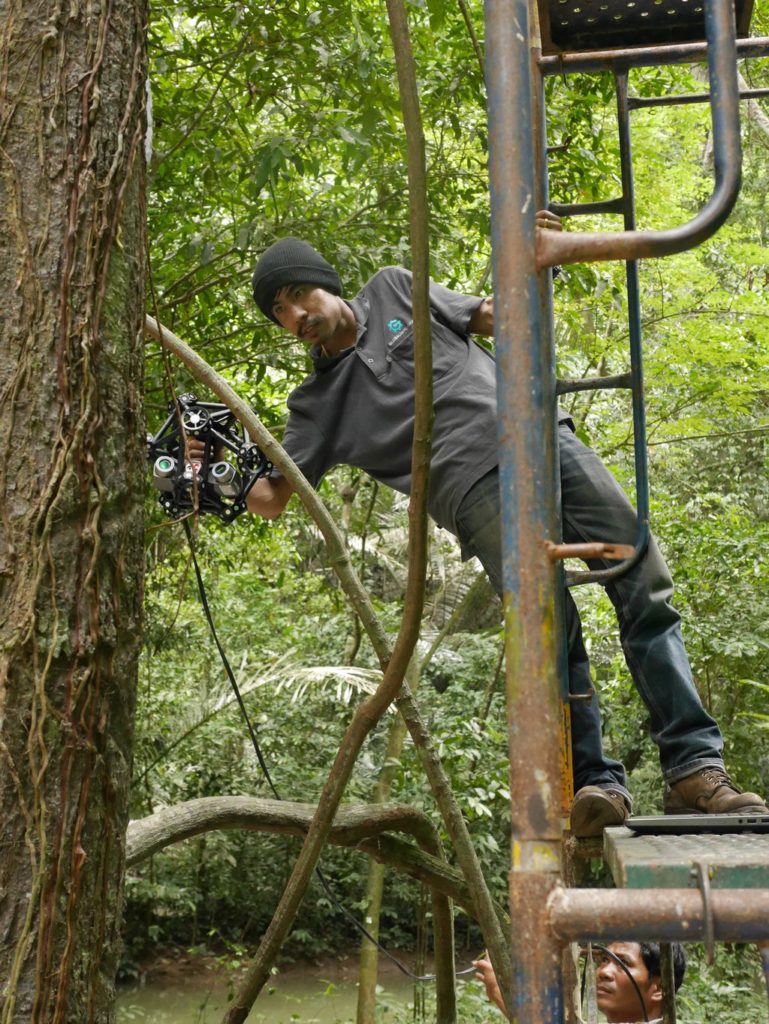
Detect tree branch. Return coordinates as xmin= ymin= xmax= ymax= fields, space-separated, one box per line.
xmin=125 ymin=796 xmax=509 ymax=930
xmin=127 ymin=797 xmax=437 ymax=865
xmin=457 ymin=0 xmax=485 ymax=77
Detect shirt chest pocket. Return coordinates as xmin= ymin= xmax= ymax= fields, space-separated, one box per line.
xmin=384 ymin=320 xmax=462 ymax=382
xmin=383 ymin=323 xmax=414 ymax=376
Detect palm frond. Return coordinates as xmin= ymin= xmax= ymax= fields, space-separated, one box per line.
xmin=274 ymin=664 xmax=385 ymax=706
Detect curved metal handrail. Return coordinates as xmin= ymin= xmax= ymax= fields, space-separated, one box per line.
xmin=537 ymin=0 xmax=742 ymax=268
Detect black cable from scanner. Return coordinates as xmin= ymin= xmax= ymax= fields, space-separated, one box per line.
xmin=182 ymin=519 xmax=475 ymax=984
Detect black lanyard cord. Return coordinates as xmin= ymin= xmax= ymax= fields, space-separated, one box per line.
xmin=183 ymin=519 xmax=279 ymax=799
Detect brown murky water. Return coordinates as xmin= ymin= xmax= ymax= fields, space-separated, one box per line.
xmin=116 ymin=955 xmax=414 ymax=1023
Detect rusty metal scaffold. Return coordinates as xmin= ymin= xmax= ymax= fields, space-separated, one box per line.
xmin=483 ymin=0 xmax=769 ymax=1019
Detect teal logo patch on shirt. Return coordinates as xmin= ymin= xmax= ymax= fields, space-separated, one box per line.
xmin=387 ymin=318 xmax=404 ymax=332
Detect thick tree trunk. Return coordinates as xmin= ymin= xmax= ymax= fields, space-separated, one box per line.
xmin=0 ymin=2 xmax=147 ymax=1022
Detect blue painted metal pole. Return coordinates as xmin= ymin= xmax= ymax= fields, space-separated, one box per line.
xmin=532 ymin=8 xmax=574 ymax=814
xmin=565 ymin=71 xmax=652 ymax=590
xmin=485 ymin=0 xmax=564 ymax=1020
xmin=615 ymin=70 xmax=650 ymax=548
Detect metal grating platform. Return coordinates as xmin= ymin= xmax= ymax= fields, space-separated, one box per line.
xmin=604 ymin=827 xmax=769 ymax=888
xmin=538 ymin=0 xmax=755 ymax=55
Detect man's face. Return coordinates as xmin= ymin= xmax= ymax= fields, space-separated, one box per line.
xmin=271 ymin=283 xmax=344 ymax=348
xmin=595 ymin=942 xmax=661 ymax=1023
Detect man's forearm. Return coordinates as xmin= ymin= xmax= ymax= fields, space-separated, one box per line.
xmin=246 ymin=475 xmax=294 ymax=519
xmin=469 ymin=296 xmax=494 ymax=337
xmin=468 ymin=210 xmax=561 ymax=339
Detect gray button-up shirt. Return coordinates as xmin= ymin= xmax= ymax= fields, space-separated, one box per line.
xmin=277 ymin=266 xmax=539 ymax=534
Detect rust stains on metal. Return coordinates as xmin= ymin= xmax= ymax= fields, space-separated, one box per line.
xmin=548 ymin=886 xmax=769 ymax=943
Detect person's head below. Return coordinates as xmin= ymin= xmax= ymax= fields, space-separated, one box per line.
xmin=475 ymin=940 xmax=686 ymax=1023
xmin=251 ymin=238 xmax=356 ymax=356
xmin=593 ymin=941 xmax=686 ymax=1023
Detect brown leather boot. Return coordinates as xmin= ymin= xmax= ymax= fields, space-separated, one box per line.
xmin=664 ymin=766 xmax=769 ymax=815
xmin=570 ymin=786 xmax=630 ymax=838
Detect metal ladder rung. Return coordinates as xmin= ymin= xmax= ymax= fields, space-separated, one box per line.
xmin=547 ymin=540 xmax=635 ymax=562
xmin=557 ymin=371 xmax=633 ymax=395
xmin=550 ymin=198 xmax=625 ymax=217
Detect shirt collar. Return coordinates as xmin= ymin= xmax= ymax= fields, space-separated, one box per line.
xmin=349 ymin=294 xmax=369 ymax=334
xmin=309 ymin=344 xmax=356 ymax=373
xmin=309 ymin=298 xmax=368 ymax=372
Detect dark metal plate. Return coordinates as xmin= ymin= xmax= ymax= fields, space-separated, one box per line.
xmin=538 ymin=0 xmax=754 ymax=55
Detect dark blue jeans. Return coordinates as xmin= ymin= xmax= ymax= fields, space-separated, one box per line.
xmin=454 ymin=422 xmax=724 ymax=801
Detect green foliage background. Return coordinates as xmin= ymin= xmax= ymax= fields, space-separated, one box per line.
xmin=130 ymin=0 xmax=769 ymax=1018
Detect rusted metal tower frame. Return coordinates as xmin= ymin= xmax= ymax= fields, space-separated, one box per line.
xmin=484 ymin=0 xmax=769 ymax=1019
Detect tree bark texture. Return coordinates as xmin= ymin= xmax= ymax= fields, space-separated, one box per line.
xmin=0 ymin=2 xmax=147 ymax=1021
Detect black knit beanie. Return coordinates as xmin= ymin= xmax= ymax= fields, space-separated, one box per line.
xmin=251 ymin=238 xmax=342 ymax=323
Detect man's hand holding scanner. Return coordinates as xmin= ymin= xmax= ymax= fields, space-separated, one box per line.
xmin=185 ymin=435 xmax=215 ymax=462
xmin=185 ymin=430 xmax=292 ymax=519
